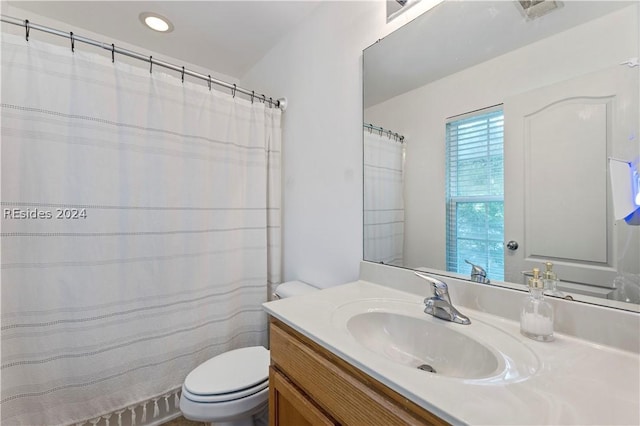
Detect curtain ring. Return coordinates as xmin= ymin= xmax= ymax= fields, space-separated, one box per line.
xmin=70 ymin=32 xmax=75 ymax=52
xmin=149 ymin=56 xmax=152 ymax=74
xmin=208 ymin=75 xmax=212 ymax=91
xmin=262 ymin=94 xmax=266 ymax=104
xmin=232 ymin=84 xmax=237 ymax=98
xmin=269 ymin=97 xmax=273 ymax=107
xmin=181 ymin=66 xmax=185 ymax=83
xmin=251 ymin=91 xmax=255 ymax=104
xmin=25 ymin=19 xmax=30 ymax=41
xmin=111 ymin=43 xmax=115 ymax=63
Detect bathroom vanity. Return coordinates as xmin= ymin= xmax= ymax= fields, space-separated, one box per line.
xmin=263 ymin=263 xmax=640 ymax=425
xmin=269 ymin=318 xmax=446 ymax=425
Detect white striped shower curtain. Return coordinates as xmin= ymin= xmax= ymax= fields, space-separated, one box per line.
xmin=1 ymin=33 xmax=281 ymax=425
xmin=363 ymin=129 xmax=405 ymax=266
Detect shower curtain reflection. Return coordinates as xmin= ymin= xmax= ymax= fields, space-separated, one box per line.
xmin=363 ymin=127 xmax=405 ymax=266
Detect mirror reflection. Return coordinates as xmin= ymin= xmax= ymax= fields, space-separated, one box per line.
xmin=363 ymin=0 xmax=640 ymax=310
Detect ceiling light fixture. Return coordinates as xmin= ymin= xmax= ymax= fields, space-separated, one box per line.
xmin=139 ymin=12 xmax=174 ymax=33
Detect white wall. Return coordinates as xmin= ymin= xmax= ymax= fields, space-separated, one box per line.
xmin=365 ymin=5 xmax=639 ymax=271
xmin=240 ymin=1 xmax=444 ymax=287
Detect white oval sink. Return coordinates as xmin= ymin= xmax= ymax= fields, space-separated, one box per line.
xmin=347 ymin=311 xmax=499 ymax=379
xmin=333 ymin=299 xmax=539 ymax=383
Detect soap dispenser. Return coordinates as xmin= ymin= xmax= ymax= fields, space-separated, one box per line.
xmin=520 ymin=268 xmax=554 ymax=342
xmin=543 ymin=262 xmax=565 ymax=298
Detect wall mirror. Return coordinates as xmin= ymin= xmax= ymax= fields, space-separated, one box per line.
xmin=363 ymin=0 xmax=640 ymax=311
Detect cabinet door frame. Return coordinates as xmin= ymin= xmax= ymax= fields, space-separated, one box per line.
xmin=269 ymin=366 xmax=336 ymax=426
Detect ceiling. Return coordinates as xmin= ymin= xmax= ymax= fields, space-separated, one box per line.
xmin=9 ymin=1 xmax=322 ymax=79
xmin=364 ymin=1 xmax=635 ymax=107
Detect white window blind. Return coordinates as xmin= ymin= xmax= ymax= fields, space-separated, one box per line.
xmin=446 ymin=106 xmax=504 ymax=281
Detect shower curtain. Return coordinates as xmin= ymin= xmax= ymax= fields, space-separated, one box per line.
xmin=363 ymin=129 xmax=405 ymax=266
xmin=1 ymin=33 xmax=281 ymax=425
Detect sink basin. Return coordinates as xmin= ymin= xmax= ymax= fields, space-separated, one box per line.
xmin=347 ymin=311 xmax=499 ymax=379
xmin=332 ymin=299 xmax=539 ymax=382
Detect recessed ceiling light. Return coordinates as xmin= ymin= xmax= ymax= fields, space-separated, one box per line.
xmin=139 ymin=12 xmax=174 ymax=33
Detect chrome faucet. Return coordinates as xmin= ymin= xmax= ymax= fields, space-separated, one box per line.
xmin=415 ymin=272 xmax=471 ymax=325
xmin=465 ymin=260 xmax=490 ymax=284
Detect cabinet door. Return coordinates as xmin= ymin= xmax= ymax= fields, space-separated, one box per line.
xmin=269 ymin=366 xmax=337 ymax=426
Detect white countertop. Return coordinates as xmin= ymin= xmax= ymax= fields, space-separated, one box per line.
xmin=263 ymin=280 xmax=640 ymax=425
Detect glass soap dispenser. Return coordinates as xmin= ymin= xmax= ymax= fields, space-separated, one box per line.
xmin=543 ymin=261 xmax=565 ymax=298
xmin=520 ymin=268 xmax=554 ymax=342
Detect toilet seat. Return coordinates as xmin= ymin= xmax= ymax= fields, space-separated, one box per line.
xmin=180 ymin=385 xmax=269 ymax=423
xmin=182 ymin=378 xmax=268 ymax=403
xmin=182 ymin=346 xmax=270 ymax=403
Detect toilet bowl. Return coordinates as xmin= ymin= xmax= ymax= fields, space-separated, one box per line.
xmin=179 ymin=280 xmax=317 ymax=426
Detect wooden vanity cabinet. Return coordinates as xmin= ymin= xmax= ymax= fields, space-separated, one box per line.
xmin=268 ymin=318 xmax=449 ymax=426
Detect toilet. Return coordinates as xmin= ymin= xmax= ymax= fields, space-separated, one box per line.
xmin=179 ymin=281 xmax=317 ymax=426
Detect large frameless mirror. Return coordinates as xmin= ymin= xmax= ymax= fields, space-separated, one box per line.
xmin=363 ymin=0 xmax=640 ymax=311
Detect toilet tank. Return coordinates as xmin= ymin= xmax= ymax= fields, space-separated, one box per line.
xmin=273 ymin=280 xmax=317 ymax=299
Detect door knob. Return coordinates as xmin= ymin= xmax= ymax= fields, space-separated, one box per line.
xmin=506 ymin=240 xmax=519 ymax=251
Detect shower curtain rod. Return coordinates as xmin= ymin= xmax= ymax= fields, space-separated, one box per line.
xmin=364 ymin=123 xmax=405 ymax=143
xmin=1 ymin=15 xmax=287 ymax=111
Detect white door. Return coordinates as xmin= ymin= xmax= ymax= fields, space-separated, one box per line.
xmin=504 ymin=65 xmax=639 ymax=289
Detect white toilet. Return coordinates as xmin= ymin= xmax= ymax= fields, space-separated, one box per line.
xmin=179 ymin=281 xmax=317 ymax=426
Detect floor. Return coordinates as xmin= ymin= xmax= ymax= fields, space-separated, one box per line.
xmin=163 ymin=416 xmax=206 ymax=426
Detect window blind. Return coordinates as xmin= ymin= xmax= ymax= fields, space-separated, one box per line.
xmin=446 ymin=107 xmax=504 ymax=281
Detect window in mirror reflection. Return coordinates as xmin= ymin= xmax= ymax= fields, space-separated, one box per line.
xmin=446 ymin=106 xmax=504 ymax=281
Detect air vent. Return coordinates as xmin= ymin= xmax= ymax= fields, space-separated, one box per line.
xmin=517 ymin=0 xmax=561 ymax=20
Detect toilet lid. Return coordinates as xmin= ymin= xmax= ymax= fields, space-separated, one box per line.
xmin=181 ymin=380 xmax=268 ymax=403
xmin=184 ymin=346 xmax=270 ymax=396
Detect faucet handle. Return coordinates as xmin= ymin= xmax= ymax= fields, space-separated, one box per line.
xmin=465 ymin=259 xmax=487 ymax=276
xmin=414 ymin=272 xmax=451 ymax=301
xmin=465 ymin=260 xmax=490 ymax=284
xmin=415 ymin=271 xmax=447 ymax=289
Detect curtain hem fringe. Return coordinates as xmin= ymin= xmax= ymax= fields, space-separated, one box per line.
xmin=73 ymin=388 xmax=182 ymax=426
